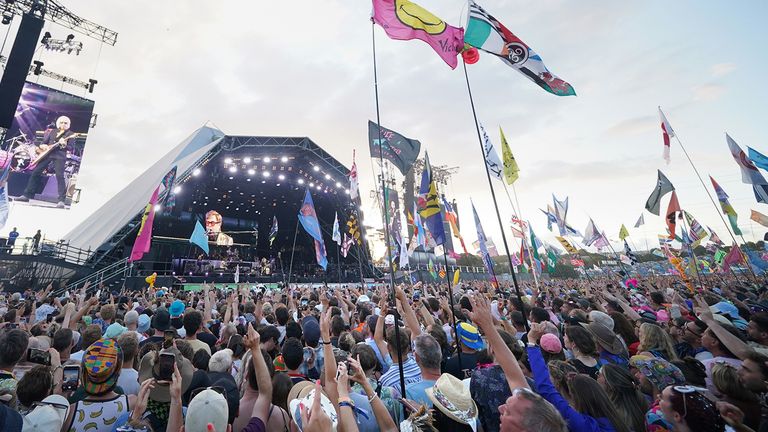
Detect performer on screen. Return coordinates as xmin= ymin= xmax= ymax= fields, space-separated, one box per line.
xmin=16 ymin=116 xmax=77 ymax=208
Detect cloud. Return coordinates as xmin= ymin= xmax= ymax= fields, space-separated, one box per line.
xmin=692 ymin=83 xmax=727 ymax=102
xmin=711 ymin=63 xmax=737 ymax=78
xmin=604 ymin=115 xmax=655 ymax=138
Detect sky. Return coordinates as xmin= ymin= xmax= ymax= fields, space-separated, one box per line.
xmin=2 ymin=0 xmax=768 ymax=258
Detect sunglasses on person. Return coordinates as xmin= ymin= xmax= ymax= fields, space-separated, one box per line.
xmin=189 ymin=385 xmax=226 ymax=401
xmin=32 ymin=400 xmax=69 ymax=411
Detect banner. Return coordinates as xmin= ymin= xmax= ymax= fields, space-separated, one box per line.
xmin=368 ymin=121 xmax=421 ymax=175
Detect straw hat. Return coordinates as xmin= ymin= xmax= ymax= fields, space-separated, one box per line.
xmin=425 ymin=373 xmax=478 ymax=428
xmin=289 ymin=387 xmax=338 ymax=432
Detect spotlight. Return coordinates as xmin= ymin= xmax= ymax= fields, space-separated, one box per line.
xmin=224 ymin=157 xmax=233 ymax=164
xmin=345 ymin=189 xmax=350 ymax=194
xmin=32 ymin=60 xmax=43 ymax=75
xmin=262 ymin=171 xmax=270 ymax=178
xmin=40 ymin=31 xmax=51 ymax=45
xmin=313 ymin=166 xmax=320 ymax=172
xmin=88 ymin=79 xmax=97 ymax=93
xmin=309 ymin=182 xmax=314 ymax=187
xmin=325 ymin=174 xmax=332 ymax=180
xmin=298 ymin=179 xmax=305 ymax=185
xmin=229 ymin=166 xmax=237 ymax=173
xmin=1 ymin=14 xmax=11 ymax=25
xmin=154 ymin=204 xmax=162 ymax=212
xmin=243 ymin=157 xmax=252 ymax=163
xmin=335 ymin=182 xmax=341 ymax=188
xmin=263 ymin=157 xmax=272 ymax=163
xmin=316 ymin=185 xmax=322 ymax=190
xmin=281 ymin=156 xmax=288 ymax=163
xmin=173 ymin=186 xmax=181 ymax=194
xmin=278 ymin=174 xmax=285 ymax=180
xmin=192 ymin=168 xmax=201 ymax=176
xmin=247 ymin=168 xmax=256 ymax=175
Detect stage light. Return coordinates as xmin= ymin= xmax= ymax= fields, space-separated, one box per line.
xmin=278 ymin=174 xmax=285 ymax=180
xmin=263 ymin=171 xmax=270 ymax=178
xmin=276 ymin=183 xmax=281 ymax=187
xmin=243 ymin=157 xmax=252 ymax=163
xmin=192 ymin=168 xmax=201 ymax=176
xmin=154 ymin=204 xmax=162 ymax=212
xmin=32 ymin=60 xmax=44 ymax=75
xmin=40 ymin=31 xmax=51 ymax=45
xmin=264 ymin=157 xmax=272 ymax=163
xmin=309 ymin=182 xmax=314 ymax=187
xmin=316 ymin=185 xmax=322 ymax=190
xmin=281 ymin=156 xmax=288 ymax=163
xmin=247 ymin=168 xmax=256 ymax=175
xmin=224 ymin=157 xmax=233 ymax=164
xmin=1 ymin=14 xmax=11 ymax=25
xmin=229 ymin=166 xmax=237 ymax=173
xmin=325 ymin=174 xmax=331 ymax=180
xmin=345 ymin=189 xmax=350 ymax=194
xmin=313 ymin=166 xmax=320 ymax=172
xmin=298 ymin=179 xmax=305 ymax=185
xmin=173 ymin=186 xmax=181 ymax=194
xmin=335 ymin=182 xmax=341 ymax=188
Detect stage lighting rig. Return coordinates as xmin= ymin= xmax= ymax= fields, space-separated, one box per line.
xmin=1 ymin=13 xmax=11 ymax=25
xmin=41 ymin=32 xmax=84 ymax=55
xmin=0 ymin=55 xmax=97 ymax=92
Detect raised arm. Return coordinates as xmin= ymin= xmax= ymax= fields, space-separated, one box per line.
xmin=348 ymin=355 xmax=397 ymax=432
xmin=396 ymin=285 xmax=422 ymax=337
xmin=695 ymin=296 xmax=752 ymax=360
xmin=246 ymin=323 xmax=272 ymax=422
xmin=374 ymin=300 xmax=389 ymax=360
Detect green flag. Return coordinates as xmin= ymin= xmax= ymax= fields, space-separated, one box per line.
xmin=714 ymin=249 xmax=727 ymax=265
xmin=547 ymin=249 xmax=558 ymax=274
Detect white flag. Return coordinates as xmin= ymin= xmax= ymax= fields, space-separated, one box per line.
xmin=399 ymin=238 xmax=409 ymax=269
xmin=332 ymin=212 xmax=342 ymax=245
xmin=234 ymin=265 xmax=240 ymax=284
xmin=480 ymin=123 xmax=503 ymax=180
xmin=349 ymin=150 xmax=359 ymax=200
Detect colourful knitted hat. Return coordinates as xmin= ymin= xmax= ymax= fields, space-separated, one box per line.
xmin=82 ymin=338 xmax=123 ymax=395
xmin=273 ymin=354 xmax=287 ymax=372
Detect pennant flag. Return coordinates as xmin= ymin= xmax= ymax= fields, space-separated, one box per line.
xmin=619 ymin=224 xmax=630 ymax=241
xmin=727 ymin=133 xmax=768 ymax=203
xmin=751 ymin=209 xmax=768 ymax=228
xmin=269 ymin=216 xmax=278 ymax=246
xmin=417 ymin=152 xmax=446 ymax=246
xmin=161 ymin=166 xmax=178 ymax=214
xmin=372 ymin=0 xmax=464 ymax=69
xmin=298 ymin=189 xmax=328 ymax=270
xmin=710 ymin=176 xmax=742 ymax=236
xmin=570 ymin=258 xmax=585 ymax=267
xmin=332 ymin=212 xmax=342 ymax=246
xmin=529 ymin=226 xmax=541 ymax=262
xmin=708 ymin=227 xmax=725 ymax=246
xmin=510 ymin=215 xmax=528 ymax=239
xmin=346 ymin=211 xmax=363 ymax=245
xmin=189 ymin=219 xmax=209 ymax=255
xmin=428 ymin=258 xmax=437 ymax=280
xmin=659 ymin=107 xmax=675 ymax=164
xmin=593 ymin=232 xmax=610 ymax=249
xmin=453 ymin=269 xmax=460 ymax=285
xmin=442 ymin=195 xmax=468 ymax=253
xmin=413 ymin=202 xmax=426 ymax=247
xmin=472 ymin=201 xmax=499 ymax=287
xmin=129 ymin=186 xmax=161 ymax=262
xmin=349 ymin=150 xmax=359 ymax=200
xmin=438 ymin=267 xmax=446 ymax=279
xmin=683 ymin=211 xmax=708 ymax=243
xmin=368 ymin=121 xmax=421 ymax=175
xmin=634 ymin=214 xmax=645 ymax=228
xmin=480 ymin=123 xmax=503 ymax=180
xmin=553 ymin=195 xmax=569 ymax=236
xmin=624 ymin=240 xmax=638 ymax=265
xmin=465 ymin=1 xmax=575 ymax=96
xmin=341 ymin=233 xmax=354 ymax=258
xmin=583 ymin=219 xmax=602 ymax=246
xmin=555 ymin=236 xmax=578 ymax=254
xmin=714 ymin=249 xmax=727 ymax=265
xmin=499 ymin=127 xmax=519 ymax=184
xmin=234 ymin=264 xmax=240 ymax=284
xmin=748 ymin=146 xmax=768 ymax=172
xmin=666 ymin=191 xmax=681 ymax=240
xmin=541 ymin=206 xmax=557 ymax=231
xmin=723 ymin=243 xmax=746 ymax=272
xmin=645 ymin=170 xmax=675 ymax=215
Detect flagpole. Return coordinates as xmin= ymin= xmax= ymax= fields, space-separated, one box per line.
xmin=678 ymin=210 xmax=706 ymax=290
xmin=286 ymin=219 xmax=300 ymax=288
xmin=461 ymin=60 xmax=529 ymax=332
xmin=509 ymin=183 xmax=540 ymax=287
xmin=371 ymin=20 xmax=407 ymax=398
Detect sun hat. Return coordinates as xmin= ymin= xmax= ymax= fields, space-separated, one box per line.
xmin=287 ymin=380 xmax=314 ymax=403
xmin=82 ymin=338 xmax=123 ymax=395
xmin=580 ymin=321 xmax=626 ymax=356
xmin=289 ymin=386 xmax=338 ymax=432
xmin=169 ymin=300 xmax=185 ymax=318
xmin=151 ymin=308 xmax=171 ymax=331
xmin=208 ymin=349 xmax=233 ymax=373
xmin=137 ymin=314 xmax=151 ymax=334
xmin=425 ymin=373 xmax=479 ymax=429
xmin=629 ymin=355 xmax=686 ymax=392
xmin=22 ymin=394 xmax=69 ymax=431
xmin=103 ymin=322 xmax=128 ymax=339
xmin=455 ymin=322 xmax=484 ymax=350
xmin=588 ymin=311 xmax=615 ymax=331
xmin=138 ymin=347 xmax=194 ymax=403
xmin=540 ymin=333 xmax=563 ymax=354
xmin=185 ymin=388 xmax=229 ymax=432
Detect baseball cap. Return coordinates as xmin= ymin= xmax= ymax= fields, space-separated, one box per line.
xmin=22 ymin=394 xmax=69 ymax=431
xmin=169 ymin=300 xmax=185 ymax=318
xmin=301 ymin=316 xmax=320 ymax=347
xmin=455 ymin=322 xmax=483 ymax=350
xmin=185 ymin=389 xmax=229 ymax=432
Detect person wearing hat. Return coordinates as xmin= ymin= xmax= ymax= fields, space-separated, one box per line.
xmin=444 ymin=322 xmax=483 ymax=380
xmin=124 ymin=310 xmax=147 ymax=343
xmin=22 ymin=394 xmax=69 ymax=432
xmin=629 ymin=355 xmax=687 ymax=432
xmin=426 ymin=373 xmax=478 ymax=431
xmin=63 ymin=338 xmax=136 ymax=432
xmin=580 ymin=321 xmax=629 ymax=366
xmin=139 ymin=308 xmax=171 ymax=349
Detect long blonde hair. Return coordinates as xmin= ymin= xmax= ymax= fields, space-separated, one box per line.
xmin=638 ymin=323 xmax=678 ymax=361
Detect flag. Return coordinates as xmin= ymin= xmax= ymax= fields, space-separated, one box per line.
xmin=727 ymin=133 xmax=768 ymax=203
xmin=593 ymin=232 xmax=610 ymax=249
xmin=428 ymin=258 xmax=437 ymax=280
xmin=269 ymin=216 xmax=278 ymax=246
xmin=571 ymin=258 xmax=585 ymax=267
xmin=546 ymin=249 xmax=558 ymax=274
xmin=710 ymin=176 xmax=742 ymax=235
xmin=748 ymin=146 xmax=768 ymax=172
xmin=347 ymin=211 xmax=363 ymax=245
xmin=659 ymin=107 xmax=675 ymax=164
xmin=746 ymin=250 xmax=768 ymax=274
xmin=234 ymin=265 xmax=240 ymax=284
xmin=349 ymin=150 xmax=359 ymax=200
xmin=619 ymin=224 xmax=630 ymax=241
xmin=510 ymin=215 xmax=528 ymax=239
xmin=723 ymin=243 xmax=746 ymax=272
xmin=480 ymin=123 xmax=503 ymax=180
xmin=541 ymin=206 xmax=557 ymax=231
xmin=442 ymin=197 xmax=468 ymax=253
xmin=645 ymin=170 xmax=675 ymax=215
xmin=399 ymin=238 xmax=409 ymax=269
xmin=438 ymin=267 xmax=446 ymax=279
xmin=529 ymin=226 xmax=541 ymax=262
xmin=472 ymin=201 xmax=499 ymax=287
xmin=341 ymin=233 xmax=353 ymax=258
xmin=751 ymin=210 xmax=768 ymax=228
xmin=0 ymin=185 xmax=8 ymax=232
xmin=555 ymin=236 xmax=578 ymax=254
xmin=413 ymin=202 xmax=426 ymax=247
xmin=583 ymin=219 xmax=601 ymax=246
xmin=417 ymin=152 xmax=446 ymax=246
xmin=161 ymin=166 xmax=178 ymax=214
xmin=368 ymin=121 xmax=421 ymax=175
xmin=332 ymin=212 xmax=342 ymax=246
xmin=189 ymin=219 xmax=209 ymax=255
xmin=666 ymin=191 xmax=680 ymax=240
xmin=624 ymin=240 xmax=638 ymax=265
xmin=714 ymin=249 xmax=727 ymax=265
xmin=372 ymin=0 xmax=464 ymax=69
xmin=129 ymin=186 xmax=160 ymax=262
xmin=682 ymin=211 xmax=707 ymax=243
xmin=553 ymin=195 xmax=569 ymax=236
xmin=465 ymin=1 xmax=575 ymax=96
xmin=708 ymin=227 xmax=725 ymax=246
xmin=298 ymin=189 xmax=328 ymax=270
xmin=499 ymin=127 xmax=519 ymax=184
xmin=453 ymin=269 xmax=460 ymax=285
xmin=634 ymin=214 xmax=645 ymax=228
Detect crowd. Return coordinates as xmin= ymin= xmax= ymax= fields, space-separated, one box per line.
xmin=0 ymin=273 xmax=765 ymax=432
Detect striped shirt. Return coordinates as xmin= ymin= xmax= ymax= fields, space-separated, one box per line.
xmin=379 ymin=356 xmax=422 ymax=390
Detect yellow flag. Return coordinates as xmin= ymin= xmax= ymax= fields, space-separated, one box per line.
xmin=453 ymin=269 xmax=460 ymax=285
xmin=619 ymin=224 xmax=629 ymax=240
xmin=500 ymin=127 xmax=519 ymax=185
xmin=555 ymin=236 xmax=578 ymax=254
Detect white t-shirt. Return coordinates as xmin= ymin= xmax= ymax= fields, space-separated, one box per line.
xmin=117 ymin=368 xmax=140 ymax=395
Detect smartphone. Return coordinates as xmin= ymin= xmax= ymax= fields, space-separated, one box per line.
xmin=163 ymin=330 xmax=175 ymax=349
xmin=157 ymin=353 xmax=175 ymax=381
xmin=301 ymin=298 xmax=309 ymax=307
xmin=62 ymin=365 xmax=80 ymax=392
xmin=670 ymin=304 xmax=682 ymax=320
xmin=27 ymin=348 xmax=51 ymax=366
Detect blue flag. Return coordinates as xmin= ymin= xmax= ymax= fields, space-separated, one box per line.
xmin=298 ymin=188 xmax=328 ymax=270
xmin=748 ymin=147 xmax=768 ymax=172
xmin=417 ymin=152 xmax=445 ymax=246
xmin=189 ymin=219 xmax=209 ymax=255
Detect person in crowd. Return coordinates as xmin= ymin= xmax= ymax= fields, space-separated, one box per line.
xmin=563 ymin=325 xmax=602 ymax=379
xmin=630 ymin=355 xmax=687 ymax=432
xmin=350 ymin=342 xmax=402 ymax=422
xmin=0 ymin=329 xmax=29 ymax=404
xmin=405 ymin=333 xmax=441 ymax=407
xmin=470 ymin=329 xmax=521 ymax=432
xmin=597 ymin=363 xmax=648 ymax=432
xmin=658 ymin=385 xmax=726 ymax=432
xmin=183 ymin=310 xmax=212 ymax=355
xmin=116 ymin=332 xmax=140 ymax=396
xmin=637 ymin=323 xmax=679 ymax=361
xmin=711 ymin=362 xmax=761 ymax=430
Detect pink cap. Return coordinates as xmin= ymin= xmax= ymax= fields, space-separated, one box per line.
xmin=540 ymin=333 xmax=562 ymax=354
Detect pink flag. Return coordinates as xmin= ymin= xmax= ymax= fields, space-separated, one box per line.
xmin=129 ymin=186 xmax=160 ymax=262
xmin=722 ymin=243 xmax=746 ymax=272
xmin=372 ymin=0 xmax=465 ymax=69
xmin=659 ymin=107 xmax=675 ymax=164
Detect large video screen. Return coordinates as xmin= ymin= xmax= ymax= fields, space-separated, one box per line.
xmin=2 ymin=82 xmax=95 ymax=209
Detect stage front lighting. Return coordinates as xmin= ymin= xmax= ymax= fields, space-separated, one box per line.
xmin=224 ymin=157 xmax=233 ymax=164
xmin=345 ymin=189 xmax=350 ymax=194
xmin=316 ymin=185 xmax=322 ymax=190
xmin=264 ymin=157 xmax=272 ymax=163
xmin=278 ymin=174 xmax=285 ymax=180
xmin=335 ymin=182 xmax=341 ymax=188
xmin=309 ymin=182 xmax=314 ymax=187
xmin=325 ymin=174 xmax=331 ymax=180
xmin=243 ymin=157 xmax=252 ymax=163
xmin=263 ymin=171 xmax=270 ymax=178
xmin=247 ymin=169 xmax=256 ymax=175
xmin=281 ymin=156 xmax=288 ymax=163
xmin=229 ymin=166 xmax=237 ymax=173
xmin=313 ymin=166 xmax=320 ymax=172
xmin=192 ymin=168 xmax=201 ymax=176
xmin=154 ymin=204 xmax=162 ymax=212
xmin=173 ymin=186 xmax=181 ymax=194
xmin=298 ymin=179 xmax=305 ymax=185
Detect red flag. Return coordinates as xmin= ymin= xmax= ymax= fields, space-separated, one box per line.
xmin=659 ymin=107 xmax=675 ymax=164
xmin=666 ymin=191 xmax=680 ymax=239
xmin=723 ymin=243 xmax=746 ymax=272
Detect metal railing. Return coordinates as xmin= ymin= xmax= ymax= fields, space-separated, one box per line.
xmin=60 ymin=257 xmax=130 ymax=294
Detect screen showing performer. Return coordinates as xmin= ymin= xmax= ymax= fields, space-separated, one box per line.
xmin=205 ymin=210 xmax=233 ymax=246
xmin=2 ymin=82 xmax=95 ymax=209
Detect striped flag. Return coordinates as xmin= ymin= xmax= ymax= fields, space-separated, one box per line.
xmin=659 ymin=107 xmax=675 ymax=164
xmin=624 ymin=240 xmax=638 ymax=265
